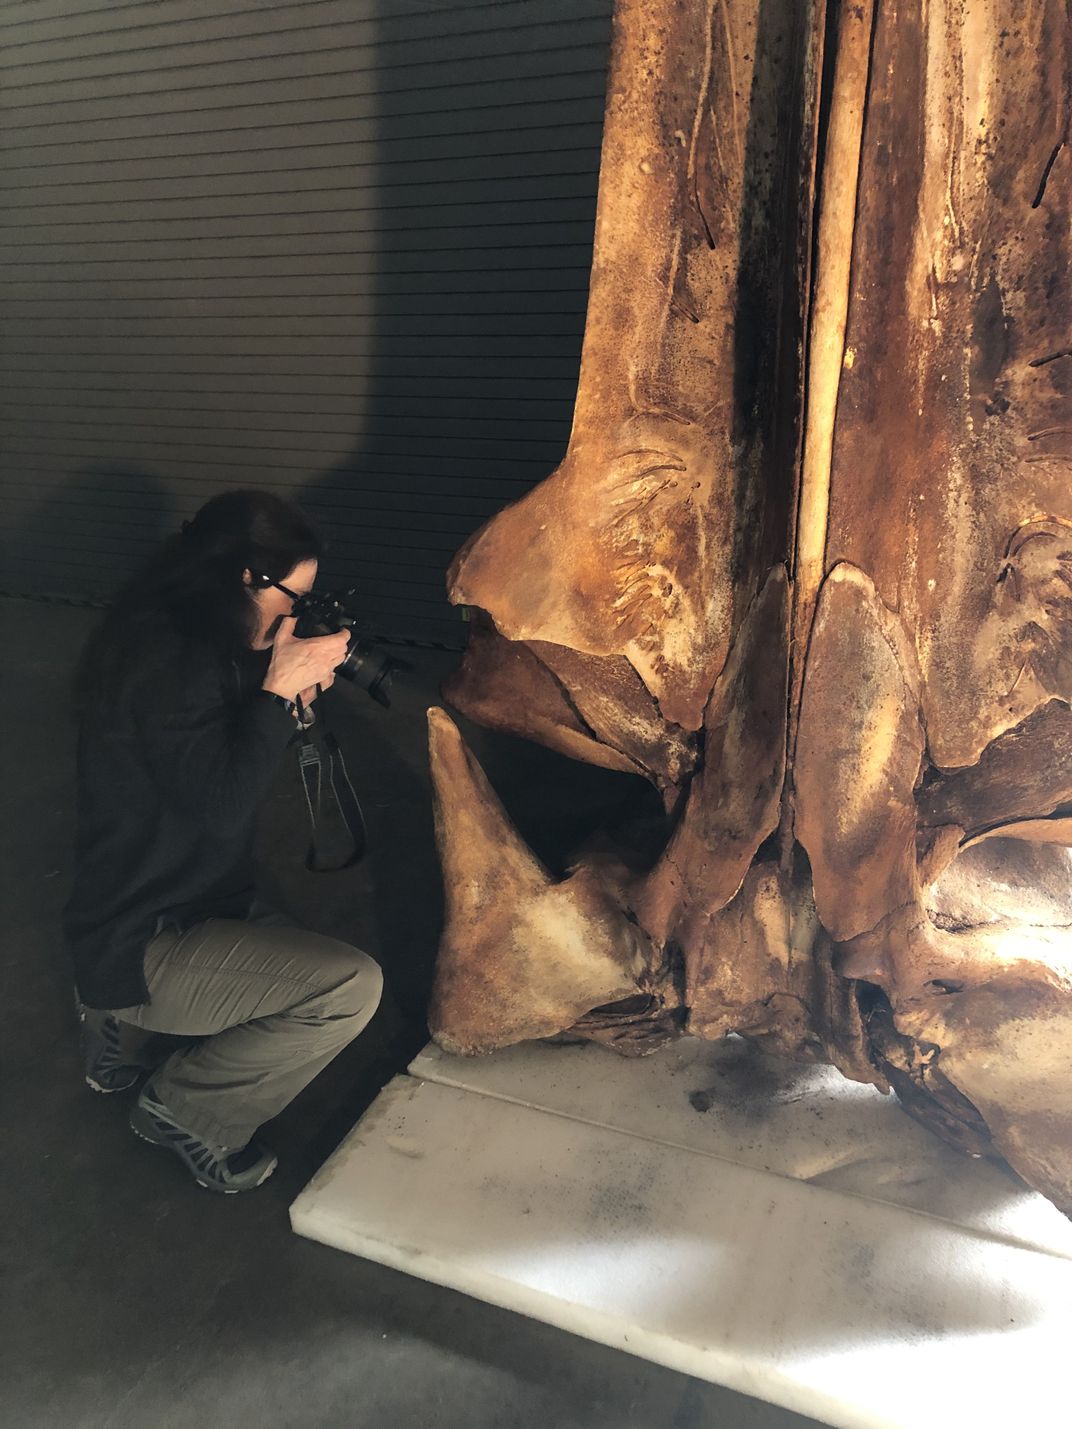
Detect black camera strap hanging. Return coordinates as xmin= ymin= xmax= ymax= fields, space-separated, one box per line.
xmin=294 ymin=691 xmax=368 ymax=872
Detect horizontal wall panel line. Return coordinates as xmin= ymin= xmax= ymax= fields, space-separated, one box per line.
xmin=0 ymin=500 xmax=481 ymax=541
xmin=0 ymin=357 xmax=588 ymax=374
xmin=1 ymin=275 xmax=593 ymax=297
xmin=0 ymin=68 xmax=607 ymax=139
xmin=0 ymin=543 xmax=465 ymax=574
xmin=0 ymin=416 xmax=566 ymax=450
xmin=0 ymin=491 xmax=494 ymax=540
xmin=0 ymin=39 xmax=609 ymax=108
xmin=0 ymin=175 xmax=600 ymax=215
xmin=0 ymin=235 xmax=596 ymax=266
xmin=0 ymin=172 xmax=602 ymax=221
xmin=0 ymin=431 xmax=540 ymax=460
xmin=0 ymin=377 xmax=577 ymax=397
xmin=0 ymin=476 xmax=528 ymax=510
xmin=0 ymin=379 xmax=577 ymax=402
xmin=0 ymin=443 xmax=555 ymax=476
xmin=0 ymin=157 xmax=600 ymax=197
xmin=0 ymin=88 xmax=605 ymax=153
xmin=0 ymin=368 xmax=579 ymax=388
xmin=0 ymin=16 xmax=607 ymax=94
xmin=0 ymin=477 xmax=538 ymax=509
xmin=0 ymin=320 xmax=585 ymax=336
xmin=0 ymin=334 xmax=588 ymax=354
xmin=0 ymin=127 xmax=606 ymax=185
xmin=0 ymin=540 xmax=460 ymax=588
xmin=0 ymin=414 xmax=571 ymax=434
xmin=0 ymin=223 xmax=595 ymax=251
xmin=0 ymin=534 xmax=467 ymax=576
xmin=0 ymin=1 xmax=597 ymax=54
xmin=0 ymin=546 xmax=458 ymax=578
xmin=0 ymin=416 xmax=570 ymax=443
xmin=0 ymin=281 xmax=591 ymax=304
xmin=0 ymin=334 xmax=584 ymax=354
xmin=0 ymin=537 xmax=468 ymax=563
xmin=0 ymin=0 xmax=601 ymax=61
xmin=0 ymin=367 xmax=581 ymax=391
xmin=0 ymin=284 xmax=591 ymax=307
xmin=0 ymin=399 xmax=571 ymax=421
xmin=0 ymin=61 xmax=606 ymax=126
xmin=0 ymin=399 xmax=570 ymax=425
xmin=0 ymin=96 xmax=607 ymax=159
xmin=0 ymin=0 xmax=532 ymax=39
xmin=0 ymin=153 xmax=599 ymax=202
xmin=0 ymin=510 xmax=481 ymax=559
xmin=0 ymin=408 xmax=570 ymax=432
xmin=0 ymin=421 xmax=566 ymax=445
xmin=0 ymin=24 xmax=606 ymax=94
xmin=0 ymin=316 xmax=580 ymax=334
xmin=2 ymin=460 xmax=563 ymax=488
xmin=0 ymin=536 xmax=472 ymax=573
xmin=0 ymin=356 xmax=585 ymax=378
xmin=0 ymin=564 xmax=461 ymax=616
xmin=0 ymin=285 xmax=592 ymax=303
xmin=0 ymin=293 xmax=590 ymax=309
xmin=0 ymin=542 xmax=460 ymax=584
xmin=3 ymin=488 xmax=528 ymax=523
xmin=0 ymin=210 xmax=600 ymax=244
xmin=0 ymin=457 xmax=533 ymax=488
xmin=0 ymin=118 xmax=604 ymax=165
xmin=0 ymin=207 xmax=591 ymax=232
xmin=0 ymin=0 xmax=605 ymax=52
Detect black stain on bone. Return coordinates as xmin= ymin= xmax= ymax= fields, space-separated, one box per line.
xmin=1030 ymin=139 xmax=1064 ymax=209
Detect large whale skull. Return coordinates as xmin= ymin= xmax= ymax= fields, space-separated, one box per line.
xmin=427 ymin=0 xmax=1072 ymax=1216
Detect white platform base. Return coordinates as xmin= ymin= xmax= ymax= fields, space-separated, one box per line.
xmin=291 ymin=1038 xmax=1072 ymax=1429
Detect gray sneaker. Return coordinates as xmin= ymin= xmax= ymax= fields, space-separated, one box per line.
xmin=77 ymin=1000 xmax=143 ymax=1095
xmin=130 ymin=1082 xmax=278 ymax=1194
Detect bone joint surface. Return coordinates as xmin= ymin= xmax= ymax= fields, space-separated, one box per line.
xmin=426 ymin=0 xmax=1072 ymax=1217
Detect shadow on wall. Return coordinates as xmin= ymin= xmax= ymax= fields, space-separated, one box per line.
xmin=1 ymin=464 xmax=178 ymax=604
xmin=288 ymin=0 xmax=610 ymax=649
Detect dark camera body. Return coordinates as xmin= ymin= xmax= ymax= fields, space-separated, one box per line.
xmin=289 ymin=589 xmax=401 ymax=708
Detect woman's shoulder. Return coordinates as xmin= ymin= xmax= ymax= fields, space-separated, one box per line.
xmin=145 ymin=629 xmax=231 ymax=693
xmin=77 ymin=598 xmax=241 ymax=730
xmin=107 ymin=614 xmax=230 ymax=716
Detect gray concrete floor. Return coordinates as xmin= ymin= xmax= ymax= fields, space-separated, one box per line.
xmin=2 ymin=595 xmax=826 ymax=1429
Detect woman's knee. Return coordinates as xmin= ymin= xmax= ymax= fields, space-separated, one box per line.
xmin=318 ymin=944 xmax=383 ymax=1021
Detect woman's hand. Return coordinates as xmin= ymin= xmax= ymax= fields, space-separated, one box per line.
xmin=262 ymin=617 xmax=348 ymax=701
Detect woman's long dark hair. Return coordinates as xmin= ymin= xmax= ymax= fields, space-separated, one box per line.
xmin=76 ymin=489 xmax=322 ymax=721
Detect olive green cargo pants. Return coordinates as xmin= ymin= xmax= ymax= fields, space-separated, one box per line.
xmin=104 ymin=909 xmax=382 ymax=1148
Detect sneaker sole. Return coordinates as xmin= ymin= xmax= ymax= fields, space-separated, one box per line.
xmin=85 ymin=1071 xmax=142 ymax=1095
xmin=130 ymin=1105 xmax=277 ymax=1195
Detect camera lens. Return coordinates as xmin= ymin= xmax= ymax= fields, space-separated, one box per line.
xmin=337 ymin=636 xmax=395 ymax=707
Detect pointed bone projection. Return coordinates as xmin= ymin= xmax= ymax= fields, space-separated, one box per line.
xmin=427 ymin=708 xmax=653 ymax=1054
xmin=428 ymin=0 xmax=1072 ymax=1216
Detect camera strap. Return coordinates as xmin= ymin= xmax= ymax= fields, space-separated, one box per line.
xmin=295 ymin=716 xmax=368 ymax=872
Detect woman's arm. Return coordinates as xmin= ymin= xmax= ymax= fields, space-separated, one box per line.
xmin=133 ymin=652 xmax=297 ymax=836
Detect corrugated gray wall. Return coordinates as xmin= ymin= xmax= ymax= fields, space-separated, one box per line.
xmin=0 ymin=0 xmax=613 ymax=645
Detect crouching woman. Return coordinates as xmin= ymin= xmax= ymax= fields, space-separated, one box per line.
xmin=65 ymin=489 xmax=383 ymax=1194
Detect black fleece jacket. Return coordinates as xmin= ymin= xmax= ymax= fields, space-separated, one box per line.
xmin=64 ymin=632 xmax=296 ymax=1009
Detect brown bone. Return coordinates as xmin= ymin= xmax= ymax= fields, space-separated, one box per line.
xmin=427 ymin=707 xmax=653 ymax=1054
xmin=427 ymin=0 xmax=1072 ymax=1216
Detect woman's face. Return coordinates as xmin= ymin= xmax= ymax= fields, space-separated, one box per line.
xmin=245 ymin=558 xmax=319 ymax=649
